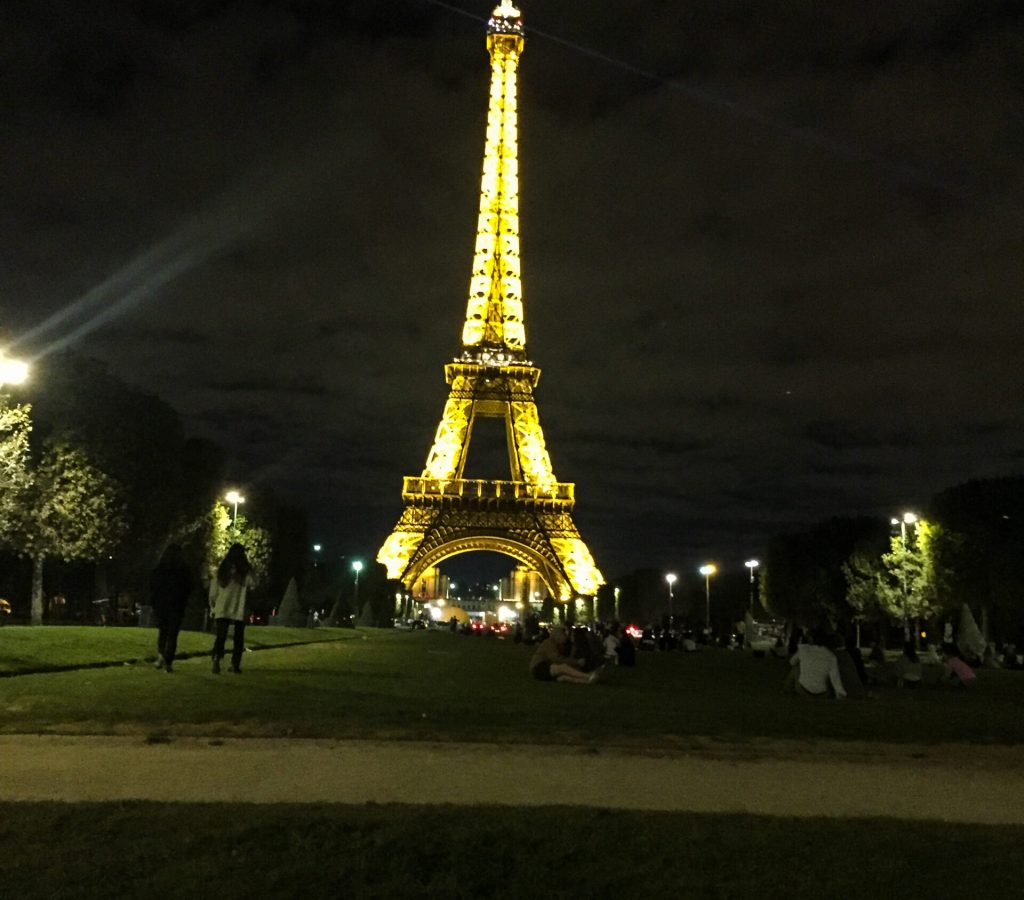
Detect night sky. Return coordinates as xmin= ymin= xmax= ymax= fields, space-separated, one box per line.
xmin=3 ymin=1 xmax=1022 ymax=582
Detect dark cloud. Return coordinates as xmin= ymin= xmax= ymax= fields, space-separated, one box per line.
xmin=2 ymin=0 xmax=1022 ymax=581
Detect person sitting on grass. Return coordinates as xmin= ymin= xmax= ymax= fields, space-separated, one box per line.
xmin=529 ymin=626 xmax=600 ymax=684
xmin=787 ymin=629 xmax=846 ymax=698
xmin=894 ymin=642 xmax=923 ymax=688
xmin=942 ymin=649 xmax=977 ymax=688
xmin=833 ymin=635 xmax=867 ymax=699
xmin=602 ymin=626 xmax=620 ymax=665
xmin=617 ymin=627 xmax=637 ymax=667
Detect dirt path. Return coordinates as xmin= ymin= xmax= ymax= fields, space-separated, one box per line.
xmin=3 ymin=734 xmax=1023 ymax=823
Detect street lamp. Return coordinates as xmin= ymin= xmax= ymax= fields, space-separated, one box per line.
xmin=613 ymin=586 xmax=620 ymax=621
xmin=744 ymin=559 xmax=760 ymax=612
xmin=699 ymin=564 xmax=717 ymax=634
xmin=352 ymin=560 xmax=363 ymax=616
xmin=890 ymin=511 xmax=918 ymax=545
xmin=665 ymin=573 xmax=677 ymax=622
xmin=890 ymin=512 xmax=919 ymax=641
xmin=0 ymin=354 xmax=29 ymax=387
xmin=224 ymin=490 xmax=245 ymax=532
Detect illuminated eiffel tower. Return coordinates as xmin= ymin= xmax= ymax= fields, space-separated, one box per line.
xmin=377 ymin=2 xmax=604 ymax=601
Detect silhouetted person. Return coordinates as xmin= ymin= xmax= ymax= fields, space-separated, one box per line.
xmin=617 ymin=629 xmax=636 ymax=667
xmin=895 ymin=641 xmax=922 ymax=688
xmin=209 ymin=543 xmax=254 ymax=674
xmin=844 ymin=635 xmax=868 ymax=686
xmin=834 ymin=635 xmax=867 ymax=699
xmin=150 ymin=544 xmax=194 ymax=673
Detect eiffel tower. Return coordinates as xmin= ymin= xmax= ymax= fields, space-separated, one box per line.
xmin=377 ymin=2 xmax=604 ymax=602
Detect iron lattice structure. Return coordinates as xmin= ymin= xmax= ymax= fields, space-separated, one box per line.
xmin=377 ymin=3 xmax=604 ymax=600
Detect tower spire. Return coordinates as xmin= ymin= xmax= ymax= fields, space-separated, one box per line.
xmin=461 ymin=3 xmax=526 ymax=357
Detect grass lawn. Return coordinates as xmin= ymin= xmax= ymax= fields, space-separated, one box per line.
xmin=1 ymin=629 xmax=1022 ymax=746
xmin=2 ymin=802 xmax=1022 ymax=899
xmin=0 ymin=624 xmax=355 ymax=675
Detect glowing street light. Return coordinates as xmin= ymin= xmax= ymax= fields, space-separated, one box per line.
xmin=890 ymin=511 xmax=919 ymax=545
xmin=744 ymin=559 xmax=760 ymax=612
xmin=665 ymin=573 xmax=677 ymax=621
xmin=352 ymin=560 xmax=364 ymax=616
xmin=613 ymin=586 xmax=621 ymax=620
xmin=699 ymin=564 xmax=717 ymax=633
xmin=224 ymin=490 xmax=245 ymax=532
xmin=890 ymin=512 xmax=919 ymax=641
xmin=0 ymin=354 xmax=29 ymax=387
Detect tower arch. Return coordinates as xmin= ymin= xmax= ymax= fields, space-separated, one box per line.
xmin=405 ymin=536 xmax=568 ymax=602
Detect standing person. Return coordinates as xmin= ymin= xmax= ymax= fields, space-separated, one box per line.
xmin=209 ymin=543 xmax=254 ymax=675
xmin=150 ymin=544 xmax=194 ymax=673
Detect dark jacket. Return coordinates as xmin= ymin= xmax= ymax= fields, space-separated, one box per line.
xmin=150 ymin=561 xmax=194 ymax=617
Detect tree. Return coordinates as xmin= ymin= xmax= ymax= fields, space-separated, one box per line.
xmin=881 ymin=519 xmax=949 ymax=638
xmin=17 ymin=442 xmax=128 ymax=624
xmin=30 ymin=354 xmax=225 ymax=581
xmin=277 ymin=576 xmax=305 ymax=626
xmin=539 ymin=593 xmax=554 ymax=623
xmin=202 ymin=503 xmax=272 ymax=588
xmin=843 ymin=518 xmax=951 ymax=642
xmin=930 ymin=477 xmax=1024 ymax=642
xmin=763 ymin=517 xmax=882 ymax=630
xmin=0 ymin=395 xmax=32 ymax=548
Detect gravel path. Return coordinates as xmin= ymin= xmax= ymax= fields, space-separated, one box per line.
xmin=3 ymin=734 xmax=1023 ymax=823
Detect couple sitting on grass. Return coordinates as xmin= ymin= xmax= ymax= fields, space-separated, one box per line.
xmin=529 ymin=625 xmax=601 ymax=684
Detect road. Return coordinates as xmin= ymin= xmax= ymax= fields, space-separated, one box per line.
xmin=3 ymin=734 xmax=1023 ymax=823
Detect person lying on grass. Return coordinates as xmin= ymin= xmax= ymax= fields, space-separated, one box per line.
xmin=529 ymin=625 xmax=600 ymax=684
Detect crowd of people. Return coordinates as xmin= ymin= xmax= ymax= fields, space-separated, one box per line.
xmin=781 ymin=627 xmax=982 ymax=698
xmin=147 ymin=548 xmax=1011 ymax=696
xmin=510 ymin=614 xmax=991 ymax=697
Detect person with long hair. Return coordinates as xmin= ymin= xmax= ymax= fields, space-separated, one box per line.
xmin=150 ymin=543 xmax=194 ymax=673
xmin=208 ymin=543 xmax=254 ymax=674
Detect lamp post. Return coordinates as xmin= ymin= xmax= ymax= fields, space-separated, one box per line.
xmin=744 ymin=559 xmax=759 ymax=613
xmin=890 ymin=511 xmax=918 ymax=546
xmin=665 ymin=573 xmax=677 ymax=623
xmin=0 ymin=354 xmax=29 ymax=387
xmin=613 ymin=586 xmax=621 ymax=621
xmin=890 ymin=512 xmax=918 ymax=641
xmin=224 ymin=490 xmax=245 ymax=533
xmin=352 ymin=560 xmax=363 ymax=617
xmin=699 ymin=564 xmax=717 ymax=635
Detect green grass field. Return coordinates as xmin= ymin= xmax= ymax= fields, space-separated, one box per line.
xmin=2 ymin=802 xmax=1021 ymax=900
xmin=0 ymin=624 xmax=354 ymax=674
xmin=3 ymin=629 xmax=1022 ymax=899
xmin=2 ymin=627 xmax=1021 ymax=746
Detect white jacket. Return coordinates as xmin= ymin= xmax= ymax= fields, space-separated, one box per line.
xmin=209 ymin=574 xmax=254 ymax=621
